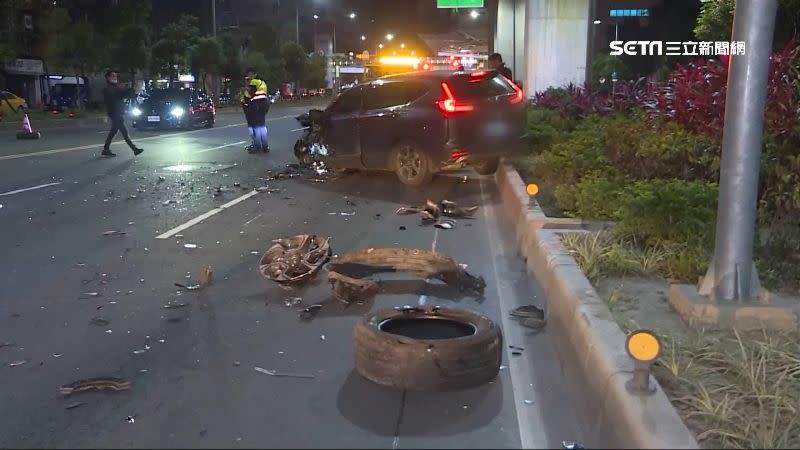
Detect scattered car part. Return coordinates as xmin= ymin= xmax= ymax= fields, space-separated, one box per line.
xmin=90 ymin=317 xmax=111 ymax=326
xmin=434 ymin=219 xmax=456 ymax=229
xmin=59 ymin=377 xmax=131 ymax=396
xmin=326 ymin=248 xmax=486 ymax=304
xmin=8 ymin=360 xmax=27 ymax=367
xmin=254 ymin=367 xmax=316 ymax=379
xmin=163 ymin=302 xmax=188 ymax=309
xmin=174 ymin=283 xmax=200 ymax=290
xmin=199 ymin=267 xmax=213 ymax=287
xmin=299 ymin=304 xmax=324 ymax=321
xmin=259 ymin=234 xmax=331 ymax=283
xmin=65 ymin=402 xmax=86 ymax=410
xmin=396 ymin=199 xmax=479 ymax=222
xmin=102 ymin=230 xmax=126 ymax=236
xmin=353 ymin=306 xmax=502 ymax=390
xmin=510 ymin=305 xmax=545 ymax=319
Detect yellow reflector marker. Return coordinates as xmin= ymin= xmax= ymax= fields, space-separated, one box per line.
xmin=526 ymin=183 xmax=539 ymax=196
xmin=626 ymin=330 xmax=661 ymax=363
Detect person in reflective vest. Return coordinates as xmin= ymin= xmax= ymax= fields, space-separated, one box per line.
xmin=241 ymin=68 xmax=270 ymax=153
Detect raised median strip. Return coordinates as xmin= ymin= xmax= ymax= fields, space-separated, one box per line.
xmin=494 ymin=162 xmax=699 ymax=449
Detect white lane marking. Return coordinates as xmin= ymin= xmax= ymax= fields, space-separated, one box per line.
xmin=417 ymin=229 xmax=440 ymax=306
xmin=0 ymin=114 xmax=296 ymax=161
xmin=196 ymin=141 xmax=247 ymax=154
xmin=155 ymin=190 xmax=260 ymax=239
xmin=243 ymin=213 xmax=262 ymax=227
xmin=290 ymin=127 xmax=309 ymax=132
xmin=478 ymin=177 xmax=546 ymax=450
xmin=0 ymin=182 xmax=62 ymax=197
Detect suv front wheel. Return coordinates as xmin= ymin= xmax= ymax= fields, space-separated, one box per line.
xmin=392 ymin=142 xmax=434 ymax=187
xmin=473 ymin=158 xmax=499 ymax=175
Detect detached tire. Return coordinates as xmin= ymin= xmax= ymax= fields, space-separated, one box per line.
xmin=473 ymin=158 xmax=499 ymax=175
xmin=391 ymin=141 xmax=434 ymax=187
xmin=353 ymin=306 xmax=502 ymax=391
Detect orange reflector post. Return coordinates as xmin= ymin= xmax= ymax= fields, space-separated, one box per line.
xmin=626 ymin=330 xmax=661 ymax=363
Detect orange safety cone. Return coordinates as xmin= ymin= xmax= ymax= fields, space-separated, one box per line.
xmin=17 ymin=112 xmax=41 ymax=140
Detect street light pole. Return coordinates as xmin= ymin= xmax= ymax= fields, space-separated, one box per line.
xmin=296 ymin=1 xmax=300 ymax=43
xmin=211 ymin=0 xmax=216 ymax=36
xmin=698 ymin=0 xmax=779 ymax=302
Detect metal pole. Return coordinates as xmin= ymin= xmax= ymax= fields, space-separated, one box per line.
xmin=698 ymin=0 xmax=778 ymax=302
xmin=296 ymin=0 xmax=300 ymax=43
xmin=211 ymin=0 xmax=216 ymax=36
xmin=333 ymin=20 xmax=337 ymax=54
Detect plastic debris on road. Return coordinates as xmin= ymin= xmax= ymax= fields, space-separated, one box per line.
xmin=396 ymin=199 xmax=479 ymax=223
xmin=326 ymin=248 xmax=486 ymax=304
xmin=65 ymin=402 xmax=86 ymax=410
xmin=254 ymin=367 xmax=316 ymax=379
xmin=434 ymin=219 xmax=456 ymax=230
xmin=102 ymin=230 xmax=126 ymax=236
xmin=90 ymin=316 xmax=111 ymax=326
xmin=183 ymin=244 xmax=197 ymax=249
xmin=259 ymin=234 xmax=331 ymax=284
xmin=199 ymin=267 xmax=213 ymax=287
xmin=298 ymin=304 xmax=323 ymax=321
xmin=284 ymin=297 xmax=303 ymax=307
xmin=59 ymin=377 xmax=131 ymax=396
xmin=510 ymin=305 xmax=546 ymax=330
xmin=163 ymin=302 xmax=188 ymax=309
xmin=9 ymin=360 xmax=27 ymax=367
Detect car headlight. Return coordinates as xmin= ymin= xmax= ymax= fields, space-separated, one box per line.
xmin=171 ymin=106 xmax=185 ymax=117
xmin=131 ymin=107 xmax=142 ymax=117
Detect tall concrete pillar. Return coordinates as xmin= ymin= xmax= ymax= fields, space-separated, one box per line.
xmin=493 ymin=0 xmax=527 ymax=84
xmin=495 ymin=0 xmax=515 ymax=65
xmin=524 ymin=0 xmax=591 ymax=94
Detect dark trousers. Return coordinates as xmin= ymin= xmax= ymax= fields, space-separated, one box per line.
xmin=104 ymin=116 xmax=135 ymax=151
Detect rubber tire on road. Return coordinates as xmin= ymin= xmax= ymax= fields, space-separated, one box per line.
xmin=205 ymin=115 xmax=214 ymax=128
xmin=353 ymin=306 xmax=502 ymax=391
xmin=473 ymin=158 xmax=500 ymax=175
xmin=391 ymin=141 xmax=435 ymax=187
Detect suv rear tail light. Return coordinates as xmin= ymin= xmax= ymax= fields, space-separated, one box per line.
xmin=505 ymin=77 xmax=524 ymax=104
xmin=436 ymin=82 xmax=474 ymax=114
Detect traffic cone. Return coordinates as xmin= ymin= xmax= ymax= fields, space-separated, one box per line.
xmin=17 ymin=112 xmax=41 ymax=140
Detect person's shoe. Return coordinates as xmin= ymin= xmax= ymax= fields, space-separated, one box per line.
xmin=132 ymin=147 xmax=144 ymax=156
xmin=245 ymin=145 xmax=257 ymax=153
xmin=101 ymin=150 xmax=117 ymax=157
xmin=263 ymin=146 xmax=270 ymax=153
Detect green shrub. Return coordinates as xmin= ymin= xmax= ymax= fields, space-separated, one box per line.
xmin=615 ymin=179 xmax=718 ymax=247
xmin=605 ymin=116 xmax=720 ymax=181
xmin=555 ymin=171 xmax=628 ymax=219
xmin=530 ymin=114 xmax=614 ymax=186
xmin=526 ymin=107 xmax=576 ymax=153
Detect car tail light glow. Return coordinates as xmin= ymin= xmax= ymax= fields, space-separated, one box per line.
xmin=450 ymin=150 xmax=468 ymax=159
xmin=436 ymin=82 xmax=474 ymax=114
xmin=504 ymin=76 xmax=524 ymax=104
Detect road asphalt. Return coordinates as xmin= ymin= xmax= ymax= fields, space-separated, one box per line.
xmin=0 ymin=101 xmax=586 ymax=448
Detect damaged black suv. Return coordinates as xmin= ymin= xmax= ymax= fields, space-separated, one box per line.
xmin=295 ymin=70 xmax=526 ymax=186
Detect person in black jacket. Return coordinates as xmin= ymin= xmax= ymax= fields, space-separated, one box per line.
xmin=102 ymin=70 xmax=142 ymax=157
xmin=488 ymin=53 xmax=513 ymax=81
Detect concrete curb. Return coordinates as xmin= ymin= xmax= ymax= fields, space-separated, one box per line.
xmin=494 ymin=162 xmax=699 ymax=449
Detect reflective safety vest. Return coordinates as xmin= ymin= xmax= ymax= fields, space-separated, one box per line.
xmin=249 ymin=78 xmax=268 ymax=101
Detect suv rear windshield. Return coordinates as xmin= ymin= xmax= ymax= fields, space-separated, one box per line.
xmin=362 ymin=81 xmax=429 ymax=110
xmin=447 ymin=73 xmax=516 ymax=100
